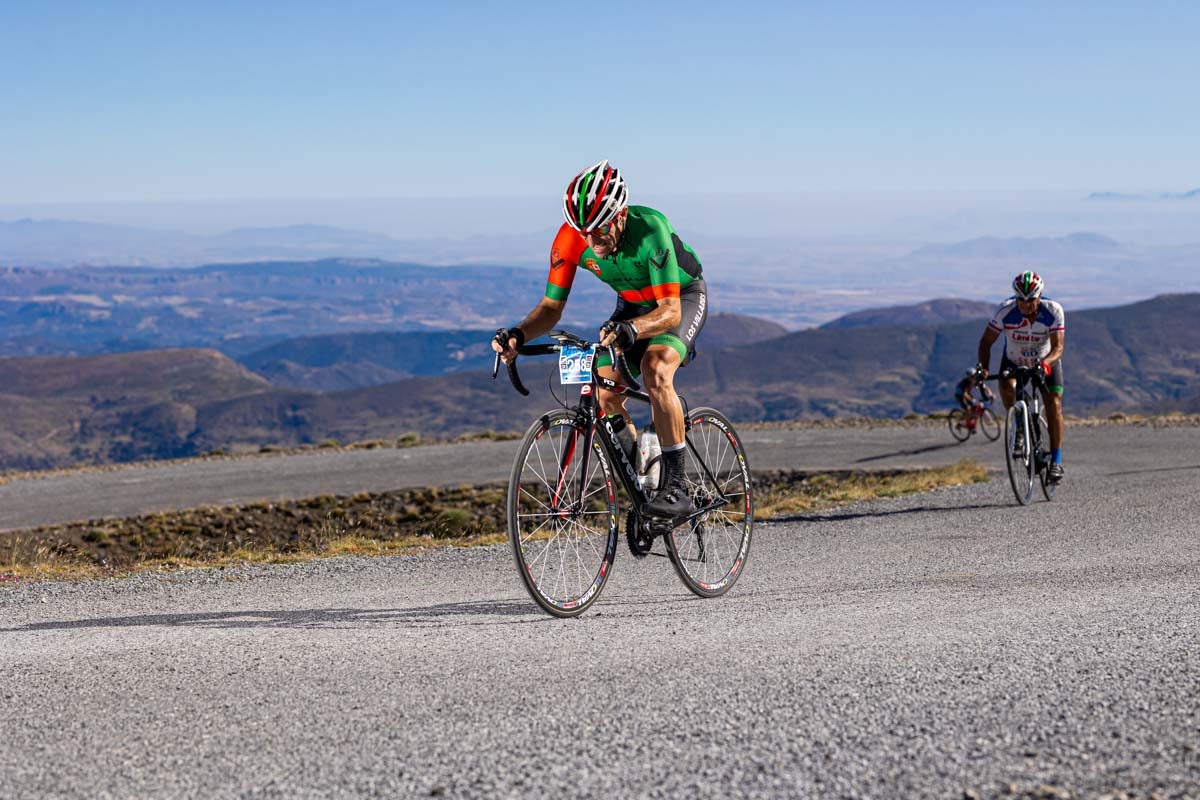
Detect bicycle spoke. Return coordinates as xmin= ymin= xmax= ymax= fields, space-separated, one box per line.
xmin=508 ymin=414 xmax=619 ymax=616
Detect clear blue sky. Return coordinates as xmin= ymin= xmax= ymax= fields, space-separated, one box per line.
xmin=3 ymin=1 xmax=1199 ymax=203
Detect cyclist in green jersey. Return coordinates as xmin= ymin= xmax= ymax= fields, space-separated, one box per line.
xmin=492 ymin=160 xmax=708 ymax=519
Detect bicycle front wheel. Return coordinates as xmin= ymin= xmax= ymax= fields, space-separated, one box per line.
xmin=979 ymin=407 xmax=1001 ymax=441
xmin=507 ymin=410 xmax=620 ymax=618
xmin=948 ymin=408 xmax=970 ymax=442
xmin=665 ymin=407 xmax=753 ymax=598
xmin=1005 ymin=403 xmax=1035 ymax=505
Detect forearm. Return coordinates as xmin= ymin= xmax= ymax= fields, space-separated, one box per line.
xmin=977 ymin=339 xmax=994 ymax=370
xmin=627 ymin=300 xmax=681 ymax=339
xmin=1043 ymin=334 xmax=1065 ymax=367
xmin=516 ymin=300 xmax=564 ymax=341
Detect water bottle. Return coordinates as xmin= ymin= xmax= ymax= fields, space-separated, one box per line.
xmin=636 ymin=426 xmax=661 ymax=492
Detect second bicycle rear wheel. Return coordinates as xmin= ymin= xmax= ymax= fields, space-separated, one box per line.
xmin=665 ymin=407 xmax=753 ymax=598
xmin=1036 ymin=412 xmax=1057 ymax=501
xmin=948 ymin=408 xmax=970 ymax=442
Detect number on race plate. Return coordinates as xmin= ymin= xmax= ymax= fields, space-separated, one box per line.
xmin=558 ymin=345 xmax=595 ymax=385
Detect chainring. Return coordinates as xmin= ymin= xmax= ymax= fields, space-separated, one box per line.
xmin=625 ymin=510 xmax=655 ymax=558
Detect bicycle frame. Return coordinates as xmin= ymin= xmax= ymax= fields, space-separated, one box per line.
xmin=500 ymin=334 xmax=730 ymax=527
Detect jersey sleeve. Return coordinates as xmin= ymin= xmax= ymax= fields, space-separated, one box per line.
xmin=642 ymin=213 xmax=682 ymax=301
xmin=1049 ymin=301 xmax=1065 ymax=333
xmin=986 ymin=302 xmax=1007 ymax=333
xmin=546 ymin=224 xmax=586 ymax=302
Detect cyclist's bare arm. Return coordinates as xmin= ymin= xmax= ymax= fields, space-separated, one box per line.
xmin=977 ymin=327 xmax=1000 ymax=376
xmin=1042 ymin=331 xmax=1065 ymax=367
xmin=492 ymin=297 xmax=565 ymax=363
xmin=599 ymin=297 xmax=682 ymax=348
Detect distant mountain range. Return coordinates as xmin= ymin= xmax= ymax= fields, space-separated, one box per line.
xmin=820 ymin=298 xmax=994 ymax=329
xmin=239 ymin=312 xmax=789 ymax=392
xmin=0 ymin=219 xmax=554 ymax=268
xmin=1086 ymin=189 xmax=1200 ymax=202
xmin=0 ymin=259 xmax=617 ymax=358
xmin=908 ymin=232 xmax=1123 ymax=260
xmin=0 ymin=294 xmax=1194 ymax=471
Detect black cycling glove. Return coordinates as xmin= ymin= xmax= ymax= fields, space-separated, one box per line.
xmin=493 ymin=326 xmax=525 ymax=351
xmin=600 ymin=319 xmax=638 ymax=350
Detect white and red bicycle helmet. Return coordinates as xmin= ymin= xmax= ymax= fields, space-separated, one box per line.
xmin=562 ymin=160 xmax=629 ymax=233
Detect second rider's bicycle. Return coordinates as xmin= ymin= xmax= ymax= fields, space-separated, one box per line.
xmin=494 ymin=330 xmax=753 ymax=618
xmin=948 ymin=399 xmax=1001 ymax=443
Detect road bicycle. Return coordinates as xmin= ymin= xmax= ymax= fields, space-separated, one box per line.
xmin=984 ymin=366 xmax=1057 ymax=505
xmin=493 ymin=330 xmax=753 ymax=618
xmin=948 ymin=398 xmax=1001 ymax=443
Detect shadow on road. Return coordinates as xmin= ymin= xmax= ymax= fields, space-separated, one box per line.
xmin=2 ymin=599 xmax=553 ymax=633
xmin=852 ymin=441 xmax=967 ymax=464
xmin=1106 ymin=464 xmax=1200 ymax=477
xmin=771 ymin=501 xmax=1011 ymax=524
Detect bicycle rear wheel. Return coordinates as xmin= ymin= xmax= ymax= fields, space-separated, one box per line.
xmin=665 ymin=407 xmax=753 ymax=598
xmin=947 ymin=408 xmax=970 ymax=442
xmin=979 ymin=407 xmax=1001 ymax=441
xmin=507 ymin=410 xmax=619 ymax=618
xmin=1036 ymin=412 xmax=1057 ymax=501
xmin=1005 ymin=403 xmax=1035 ymax=505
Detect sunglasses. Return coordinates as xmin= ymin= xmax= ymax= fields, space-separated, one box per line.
xmin=583 ymin=221 xmax=615 ymax=237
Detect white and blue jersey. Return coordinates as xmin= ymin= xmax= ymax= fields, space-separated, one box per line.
xmin=987 ymin=297 xmax=1065 ymax=367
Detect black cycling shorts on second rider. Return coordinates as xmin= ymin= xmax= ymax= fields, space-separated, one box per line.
xmin=596 ymin=278 xmax=708 ymax=378
xmin=1000 ymin=355 xmax=1064 ymax=395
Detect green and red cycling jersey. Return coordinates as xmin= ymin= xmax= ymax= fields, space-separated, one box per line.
xmin=545 ymin=205 xmax=703 ymax=305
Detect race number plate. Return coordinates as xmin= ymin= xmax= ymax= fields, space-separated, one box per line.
xmin=559 ymin=345 xmax=595 ymax=384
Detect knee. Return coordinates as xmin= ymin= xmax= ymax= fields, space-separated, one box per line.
xmin=640 ymin=352 xmax=677 ymax=395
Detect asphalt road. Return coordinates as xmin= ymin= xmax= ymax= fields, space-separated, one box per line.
xmin=2 ymin=424 xmax=1198 ymax=798
xmin=0 ymin=422 xmax=1183 ymax=531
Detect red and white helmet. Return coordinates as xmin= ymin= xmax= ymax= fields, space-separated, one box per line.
xmin=1012 ymin=271 xmax=1044 ymax=300
xmin=563 ymin=160 xmax=628 ymax=233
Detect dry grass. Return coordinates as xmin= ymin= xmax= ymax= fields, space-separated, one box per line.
xmin=0 ymin=462 xmax=988 ymax=583
xmin=754 ymin=460 xmax=989 ymax=520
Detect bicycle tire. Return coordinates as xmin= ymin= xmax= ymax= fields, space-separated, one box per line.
xmin=1005 ymin=402 xmax=1035 ymax=505
xmin=979 ymin=407 xmax=1001 ymax=441
xmin=507 ymin=410 xmax=620 ymax=618
xmin=1036 ymin=412 xmax=1057 ymax=501
xmin=664 ymin=407 xmax=753 ymax=598
xmin=948 ymin=408 xmax=971 ymax=442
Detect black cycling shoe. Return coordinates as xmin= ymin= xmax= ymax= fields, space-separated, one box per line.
xmin=1047 ymin=462 xmax=1065 ymax=484
xmin=644 ymin=483 xmax=694 ymax=520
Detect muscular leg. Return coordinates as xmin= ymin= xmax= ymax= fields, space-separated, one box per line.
xmin=1042 ymin=389 xmax=1064 ymax=450
xmin=638 ymin=345 xmax=684 ymax=447
xmin=999 ymin=379 xmax=1017 ymax=410
xmin=595 ymin=365 xmax=636 ymax=435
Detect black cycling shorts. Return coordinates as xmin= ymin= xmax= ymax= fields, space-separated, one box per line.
xmin=596 ymin=278 xmax=708 ymax=377
xmin=1000 ymin=355 xmax=1064 ymax=395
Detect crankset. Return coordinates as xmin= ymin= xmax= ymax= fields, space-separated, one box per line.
xmin=625 ymin=510 xmax=655 ymax=557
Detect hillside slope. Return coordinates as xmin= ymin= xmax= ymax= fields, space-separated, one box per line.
xmin=0 ymin=295 xmax=1194 ymax=469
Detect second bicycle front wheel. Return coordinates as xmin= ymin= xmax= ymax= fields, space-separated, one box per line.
xmin=507 ymin=410 xmax=620 ymax=618
xmin=979 ymin=407 xmax=1001 ymax=441
xmin=666 ymin=407 xmax=753 ymax=598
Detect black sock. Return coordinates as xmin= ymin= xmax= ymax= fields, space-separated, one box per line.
xmin=661 ymin=446 xmax=686 ymax=487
